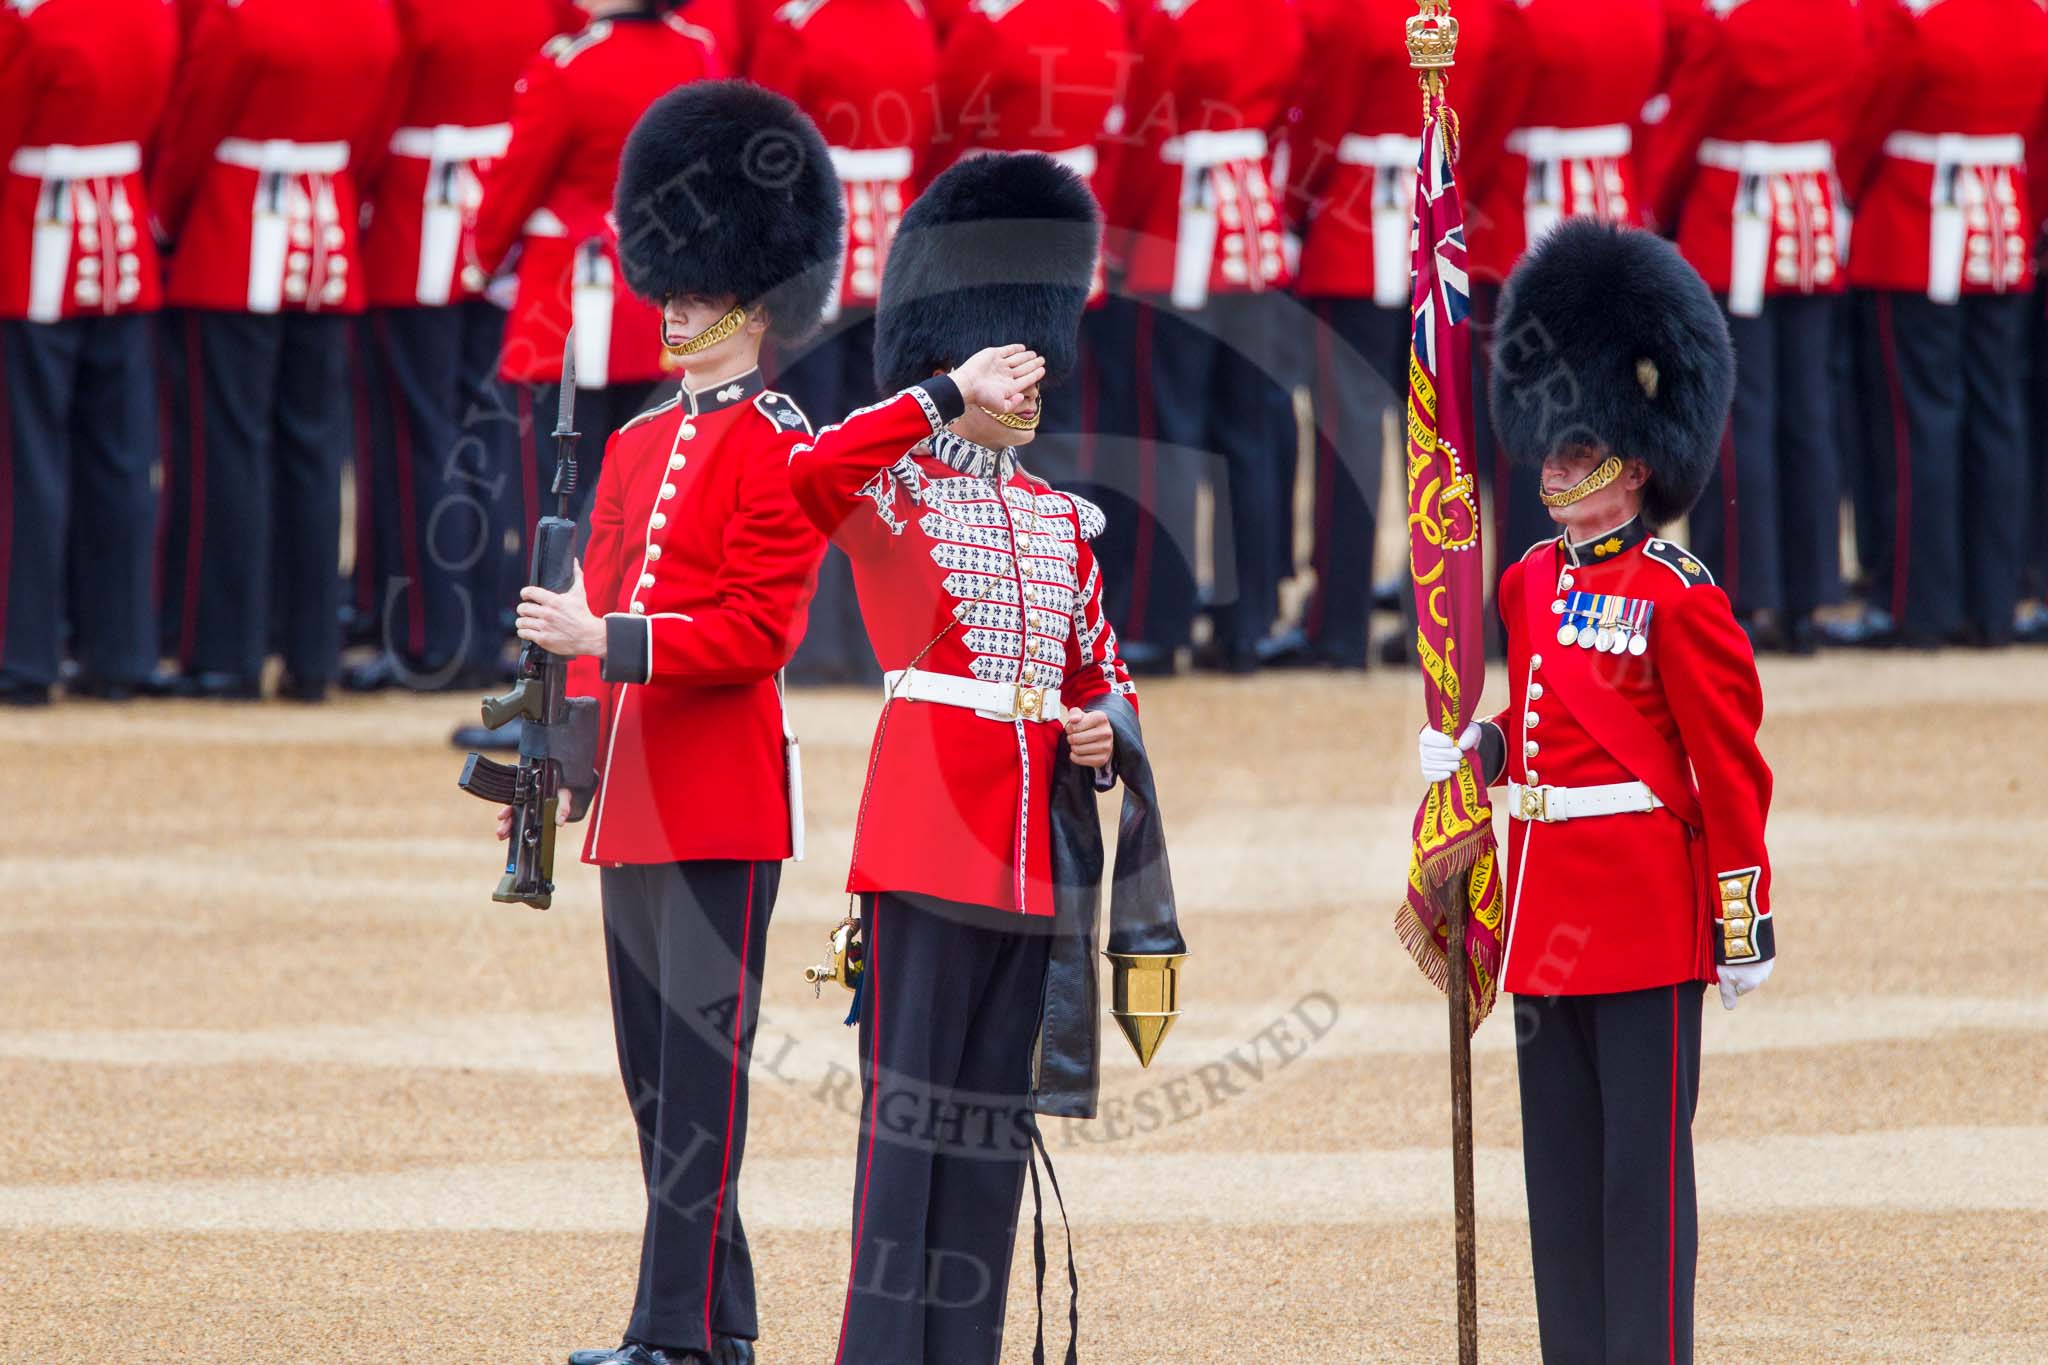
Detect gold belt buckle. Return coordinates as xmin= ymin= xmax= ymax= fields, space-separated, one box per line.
xmin=1014 ymin=684 xmax=1045 ymax=722
xmin=1518 ymin=784 xmax=1553 ymax=823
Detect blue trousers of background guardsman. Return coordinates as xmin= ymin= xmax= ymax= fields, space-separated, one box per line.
xmin=0 ymin=314 xmax=157 ymax=690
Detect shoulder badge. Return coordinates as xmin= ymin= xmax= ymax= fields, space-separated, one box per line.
xmin=754 ymin=390 xmax=814 ymax=437
xmin=547 ymin=19 xmax=611 ymax=66
xmin=1643 ymin=538 xmax=1715 ymax=587
xmin=1069 ymin=493 xmax=1107 ymax=541
xmin=620 ymin=392 xmax=683 ymax=434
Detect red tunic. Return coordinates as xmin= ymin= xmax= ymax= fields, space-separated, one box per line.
xmin=149 ymin=0 xmax=401 ymax=314
xmin=1484 ymin=524 xmax=1774 ymax=997
xmin=1642 ymin=0 xmax=1863 ymax=308
xmin=747 ymin=0 xmax=937 ymax=312
xmin=0 ymin=0 xmax=178 ymax=322
xmin=1108 ymin=0 xmax=1303 ymax=302
xmin=1839 ymin=0 xmax=2048 ymax=298
xmin=568 ymin=368 xmax=826 ymax=866
xmin=788 ymin=384 xmax=1137 ymax=916
xmin=356 ymin=0 xmax=567 ymax=310
xmin=1288 ymin=0 xmax=1499 ymax=302
xmin=1457 ymin=0 xmax=1664 ymax=288
xmin=473 ymin=14 xmax=722 ymax=386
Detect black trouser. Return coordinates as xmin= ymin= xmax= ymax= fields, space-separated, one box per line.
xmin=1302 ymin=296 xmax=1407 ymax=667
xmin=1855 ymin=290 xmax=2031 ymax=642
xmin=1105 ymin=293 xmax=1290 ymax=661
xmin=1691 ymin=295 xmax=1840 ymax=620
xmin=1515 ymin=983 xmax=1705 ymax=1365
xmin=352 ymin=303 xmax=520 ymax=678
xmin=2026 ymin=283 xmax=2048 ymax=602
xmin=774 ymin=312 xmax=881 ymax=684
xmin=0 ymin=315 xmax=157 ymax=688
xmin=157 ymin=308 xmax=349 ymax=684
xmin=1063 ymin=300 xmax=1140 ymax=633
xmin=599 ymin=858 xmax=779 ymax=1357
xmin=1832 ymin=293 xmax=1883 ymax=594
xmin=836 ymin=893 xmax=1051 ymax=1365
xmin=1471 ymin=281 xmax=1555 ymax=580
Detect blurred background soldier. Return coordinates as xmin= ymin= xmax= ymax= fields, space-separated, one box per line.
xmin=343 ymin=0 xmax=569 ymax=695
xmin=151 ymin=0 xmax=400 ymax=701
xmin=518 ymin=82 xmax=836 ymax=1365
xmin=0 ymin=0 xmax=177 ymax=705
xmin=921 ymin=0 xmax=1134 ymax=611
xmin=1645 ymin=0 xmax=1862 ymax=655
xmin=469 ymin=0 xmax=722 ymax=540
xmin=1837 ymin=0 xmax=2048 ymax=648
xmin=748 ymin=0 xmax=936 ymax=684
xmin=1105 ymin=0 xmax=1302 ymax=673
xmin=1458 ymin=0 xmax=1665 ymax=569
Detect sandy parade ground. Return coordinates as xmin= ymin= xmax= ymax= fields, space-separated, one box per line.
xmin=5 ymin=648 xmax=2047 ymax=1362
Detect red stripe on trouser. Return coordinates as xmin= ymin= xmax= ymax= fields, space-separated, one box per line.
xmin=834 ymin=899 xmax=880 ymax=1365
xmin=179 ymin=312 xmax=207 ymax=665
xmin=517 ymin=387 xmax=538 ymax=542
xmin=350 ymin=325 xmax=376 ymax=616
xmin=376 ymin=317 xmax=426 ymax=657
xmin=1307 ymin=300 xmax=1337 ymax=639
xmin=1875 ymin=296 xmax=1913 ymax=623
xmin=1667 ymin=985 xmax=1679 ymax=1365
xmin=0 ymin=339 xmax=14 ymax=663
xmin=1717 ymin=421 xmax=1740 ymax=608
xmin=153 ymin=323 xmax=174 ymax=619
xmin=1129 ymin=305 xmax=1156 ymax=635
xmin=1078 ymin=330 xmax=1099 ymax=481
xmin=704 ymin=864 xmax=756 ymax=1344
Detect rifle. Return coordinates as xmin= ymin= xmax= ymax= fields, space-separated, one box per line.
xmin=456 ymin=331 xmax=599 ymax=909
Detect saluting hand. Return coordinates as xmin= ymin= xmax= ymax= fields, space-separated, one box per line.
xmin=517 ymin=560 xmax=607 ymax=658
xmin=1064 ymin=706 xmax=1114 ymax=770
xmin=951 ymin=344 xmax=1047 ymax=414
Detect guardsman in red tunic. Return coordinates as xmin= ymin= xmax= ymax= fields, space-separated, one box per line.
xmin=1644 ymin=0 xmax=1864 ymax=654
xmin=470 ymin=0 xmax=722 ymax=534
xmin=1285 ymin=0 xmax=1498 ymax=669
xmin=1104 ymin=0 xmax=1304 ymax=672
xmin=1458 ymin=0 xmax=1667 ymax=574
xmin=746 ymin=0 xmax=937 ymax=684
xmin=788 ymin=154 xmax=1140 ymax=1363
xmin=1423 ymin=222 xmax=1762 ymax=1365
xmin=343 ymin=0 xmax=568 ymax=694
xmin=1837 ymin=0 xmax=2048 ymax=647
xmin=0 ymin=0 xmax=178 ymax=704
xmin=503 ymin=82 xmax=837 ymax=1365
xmin=149 ymin=0 xmax=400 ymax=699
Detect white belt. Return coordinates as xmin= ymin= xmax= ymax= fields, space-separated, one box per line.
xmin=1881 ymin=131 xmax=2025 ymax=168
xmin=884 ymin=669 xmax=1064 ymax=723
xmin=216 ymin=138 xmax=350 ymax=175
xmin=1044 ymin=144 xmax=1099 ymax=179
xmin=1698 ymin=138 xmax=1832 ymax=176
xmin=1508 ymin=781 xmax=1662 ymax=824
xmin=524 ymin=207 xmax=569 ymax=237
xmin=9 ymin=141 xmax=142 ymax=179
xmin=1506 ymin=124 xmax=1631 ymax=161
xmin=388 ymin=122 xmax=512 ymax=162
xmin=1336 ymin=133 xmax=1422 ymax=168
xmin=830 ymin=145 xmax=914 ymax=183
xmin=1162 ymin=128 xmax=1268 ymax=169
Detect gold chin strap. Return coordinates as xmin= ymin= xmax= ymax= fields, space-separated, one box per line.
xmin=979 ymin=404 xmax=1042 ymax=431
xmin=1538 ymin=454 xmax=1624 ymax=508
xmin=665 ymin=304 xmax=749 ymax=357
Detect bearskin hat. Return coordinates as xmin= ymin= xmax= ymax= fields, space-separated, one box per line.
xmin=614 ymin=80 xmax=842 ymax=343
xmin=873 ymin=152 xmax=1100 ymax=395
xmin=1488 ymin=220 xmax=1735 ymax=526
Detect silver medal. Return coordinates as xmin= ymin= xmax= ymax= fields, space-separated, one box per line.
xmin=1629 ymin=634 xmax=1648 ymax=656
xmin=1579 ymin=629 xmax=1597 ymax=649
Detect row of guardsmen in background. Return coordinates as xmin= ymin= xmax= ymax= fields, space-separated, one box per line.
xmin=3 ymin=0 xmax=2048 ymax=704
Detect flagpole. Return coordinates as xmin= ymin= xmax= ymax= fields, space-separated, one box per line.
xmin=1408 ymin=3 xmax=1481 ymax=1359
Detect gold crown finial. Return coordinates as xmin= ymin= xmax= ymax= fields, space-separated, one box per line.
xmin=1407 ymin=0 xmax=1458 ymax=70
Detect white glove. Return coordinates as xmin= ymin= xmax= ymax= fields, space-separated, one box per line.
xmin=1418 ymin=723 xmax=1481 ymax=783
xmin=1718 ymin=958 xmax=1774 ymax=1010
